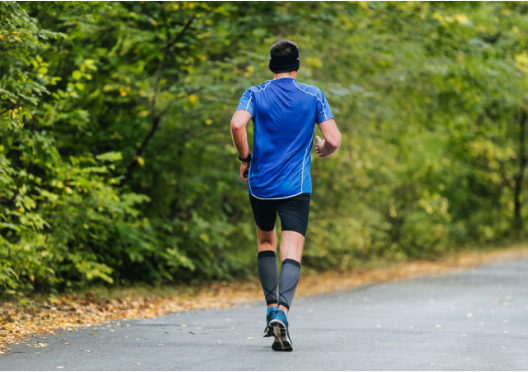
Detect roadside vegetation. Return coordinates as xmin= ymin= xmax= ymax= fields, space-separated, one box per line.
xmin=2 ymin=2 xmax=528 ymax=297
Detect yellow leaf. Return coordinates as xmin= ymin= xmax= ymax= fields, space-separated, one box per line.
xmin=358 ymin=1 xmax=369 ymax=9
xmin=199 ymin=233 xmax=210 ymax=244
xmin=189 ymin=94 xmax=198 ymax=104
xmin=454 ymin=14 xmax=469 ymax=25
xmin=305 ymin=57 xmax=323 ymax=69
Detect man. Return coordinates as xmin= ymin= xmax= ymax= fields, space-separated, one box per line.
xmin=230 ymin=40 xmax=341 ymax=351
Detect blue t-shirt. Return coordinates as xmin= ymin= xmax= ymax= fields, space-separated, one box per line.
xmin=236 ymin=77 xmax=334 ymax=199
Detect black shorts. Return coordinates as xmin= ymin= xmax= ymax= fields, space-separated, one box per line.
xmin=249 ymin=193 xmax=311 ymax=236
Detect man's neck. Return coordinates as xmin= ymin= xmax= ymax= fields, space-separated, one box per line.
xmin=272 ymin=71 xmax=297 ymax=80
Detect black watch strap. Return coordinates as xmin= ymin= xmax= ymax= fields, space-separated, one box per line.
xmin=238 ymin=152 xmax=252 ymax=162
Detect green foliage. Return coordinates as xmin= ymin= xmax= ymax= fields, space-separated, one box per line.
xmin=2 ymin=2 xmax=528 ymax=295
xmin=1 ymin=2 xmax=155 ymax=294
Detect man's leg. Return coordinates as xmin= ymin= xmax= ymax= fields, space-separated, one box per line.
xmin=267 ymin=194 xmax=309 ymax=351
xmin=268 ymin=231 xmax=303 ymax=351
xmin=276 ymin=193 xmax=310 ymax=314
xmin=249 ymin=195 xmax=280 ymax=318
xmin=277 ymin=231 xmax=304 ymax=314
xmin=256 ymin=226 xmax=279 ymax=308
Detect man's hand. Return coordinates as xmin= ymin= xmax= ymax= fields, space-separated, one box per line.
xmin=315 ymin=119 xmax=341 ymax=158
xmin=240 ymin=161 xmax=250 ymax=181
xmin=315 ymin=135 xmax=331 ymax=157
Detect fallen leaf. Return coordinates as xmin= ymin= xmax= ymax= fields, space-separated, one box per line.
xmin=2 ymin=245 xmax=528 ymax=355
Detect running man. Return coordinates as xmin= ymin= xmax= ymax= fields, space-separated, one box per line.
xmin=230 ymin=40 xmax=341 ymax=351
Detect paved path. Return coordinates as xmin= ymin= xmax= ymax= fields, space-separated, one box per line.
xmin=2 ymin=258 xmax=528 ymax=370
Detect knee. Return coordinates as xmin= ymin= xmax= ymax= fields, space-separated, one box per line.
xmin=257 ymin=230 xmax=276 ymax=246
xmin=258 ymin=236 xmax=275 ymax=246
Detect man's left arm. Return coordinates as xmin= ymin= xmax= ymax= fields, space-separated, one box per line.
xmin=230 ymin=110 xmax=252 ymax=181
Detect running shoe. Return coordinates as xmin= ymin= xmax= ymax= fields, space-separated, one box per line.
xmin=269 ymin=309 xmax=293 ymax=351
xmin=263 ymin=308 xmax=277 ymax=337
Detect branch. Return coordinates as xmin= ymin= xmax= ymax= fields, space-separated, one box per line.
xmin=120 ymin=16 xmax=194 ymax=188
xmin=0 ymin=103 xmax=18 ymax=116
xmin=1 ymin=72 xmax=35 ymax=116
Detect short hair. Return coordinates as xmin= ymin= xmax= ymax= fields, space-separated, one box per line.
xmin=270 ymin=40 xmax=299 ymax=56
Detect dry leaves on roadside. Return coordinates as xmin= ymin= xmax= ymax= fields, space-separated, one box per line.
xmin=1 ymin=245 xmax=527 ymax=355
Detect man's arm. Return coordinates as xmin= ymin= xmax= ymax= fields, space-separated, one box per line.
xmin=315 ymin=118 xmax=341 ymax=157
xmin=230 ymin=110 xmax=252 ymax=181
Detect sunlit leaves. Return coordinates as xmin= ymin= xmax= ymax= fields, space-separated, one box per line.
xmin=2 ymin=1 xmax=528 ymax=295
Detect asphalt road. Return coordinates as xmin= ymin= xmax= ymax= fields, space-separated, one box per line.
xmin=2 ymin=258 xmax=528 ymax=371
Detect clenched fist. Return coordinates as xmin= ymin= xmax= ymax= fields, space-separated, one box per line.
xmin=315 ymin=135 xmax=330 ymax=158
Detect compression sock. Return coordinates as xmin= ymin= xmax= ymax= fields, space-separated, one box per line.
xmin=278 ymin=259 xmax=301 ymax=311
xmin=258 ymin=251 xmax=278 ymax=306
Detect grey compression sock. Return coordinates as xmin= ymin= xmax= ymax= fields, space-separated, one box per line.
xmin=278 ymin=259 xmax=301 ymax=310
xmin=257 ymin=251 xmax=278 ymax=305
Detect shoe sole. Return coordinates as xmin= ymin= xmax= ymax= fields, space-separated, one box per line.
xmin=269 ymin=320 xmax=293 ymax=352
xmin=263 ymin=325 xmax=274 ymax=338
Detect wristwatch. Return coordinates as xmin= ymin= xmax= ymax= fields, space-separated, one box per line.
xmin=238 ymin=152 xmax=252 ymax=162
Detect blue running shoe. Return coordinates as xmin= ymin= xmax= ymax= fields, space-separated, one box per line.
xmin=263 ymin=307 xmax=277 ymax=337
xmin=269 ymin=309 xmax=293 ymax=351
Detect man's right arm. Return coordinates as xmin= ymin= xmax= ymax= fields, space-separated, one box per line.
xmin=231 ymin=110 xmax=252 ymax=181
xmin=315 ymin=119 xmax=341 ymax=157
